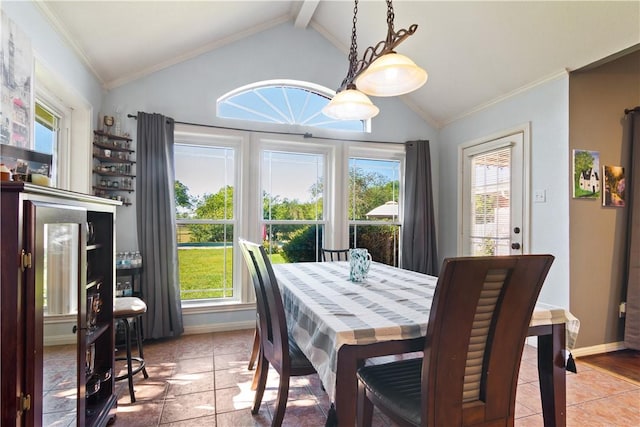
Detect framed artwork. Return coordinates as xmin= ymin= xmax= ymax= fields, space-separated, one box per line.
xmin=602 ymin=165 xmax=625 ymax=207
xmin=572 ymin=149 xmax=600 ymax=199
xmin=1 ymin=11 xmax=33 ymax=149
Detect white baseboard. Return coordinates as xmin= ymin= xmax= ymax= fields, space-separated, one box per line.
xmin=524 ymin=337 xmax=627 ymax=358
xmin=44 ymin=335 xmax=77 ymax=346
xmin=570 ymin=341 xmax=627 ymax=358
xmin=44 ymin=320 xmax=255 ymax=346
xmin=183 ymin=320 xmax=254 ymax=336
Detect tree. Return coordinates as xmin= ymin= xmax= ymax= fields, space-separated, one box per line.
xmin=263 ymin=192 xmax=323 ymax=221
xmin=349 ymin=167 xmax=399 ymax=219
xmin=185 ymin=186 xmax=235 ymax=242
xmin=175 ymin=180 xmax=192 ymax=216
xmin=195 ymin=186 xmax=234 ymax=220
xmin=574 ymin=151 xmax=595 ymax=175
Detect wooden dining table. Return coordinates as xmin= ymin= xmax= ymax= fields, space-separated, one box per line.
xmin=273 ymin=261 xmax=580 ymax=427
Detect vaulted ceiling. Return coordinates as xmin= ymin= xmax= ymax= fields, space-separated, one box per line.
xmin=37 ymin=1 xmax=640 ymax=127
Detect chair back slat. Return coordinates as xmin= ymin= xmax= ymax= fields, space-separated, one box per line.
xmin=422 ymin=255 xmax=554 ymax=426
xmin=321 ymin=248 xmax=349 ymax=261
xmin=462 ymin=268 xmax=508 ymax=403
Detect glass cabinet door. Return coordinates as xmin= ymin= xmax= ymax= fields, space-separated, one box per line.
xmin=25 ymin=200 xmax=87 ymax=427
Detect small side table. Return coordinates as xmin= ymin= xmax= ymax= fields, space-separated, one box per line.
xmin=116 ymin=266 xmax=143 ymax=298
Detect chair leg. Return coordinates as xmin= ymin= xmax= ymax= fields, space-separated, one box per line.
xmin=251 ymin=355 xmax=269 ymax=414
xmin=123 ymin=318 xmax=136 ymax=403
xmin=251 ymin=349 xmax=264 ymax=391
xmin=248 ymin=327 xmax=259 ymax=370
xmin=272 ymin=373 xmax=291 ymax=427
xmin=357 ymin=381 xmax=374 ymax=427
xmin=134 ymin=316 xmax=149 ymax=379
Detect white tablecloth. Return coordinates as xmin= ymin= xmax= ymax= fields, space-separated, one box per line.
xmin=274 ymin=261 xmax=580 ymax=401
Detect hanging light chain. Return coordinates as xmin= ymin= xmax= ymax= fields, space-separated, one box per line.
xmin=386 ymin=0 xmax=395 ymax=43
xmin=337 ymin=0 xmax=419 ymax=92
xmin=349 ymin=0 xmax=359 ymax=78
xmin=340 ymin=0 xmax=360 ymax=90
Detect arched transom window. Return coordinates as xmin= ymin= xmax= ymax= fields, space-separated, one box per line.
xmin=217 ymin=80 xmax=367 ymax=132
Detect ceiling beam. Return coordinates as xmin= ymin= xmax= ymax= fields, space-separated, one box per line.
xmin=294 ymin=0 xmax=320 ymax=29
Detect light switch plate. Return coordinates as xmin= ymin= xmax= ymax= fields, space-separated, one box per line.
xmin=534 ymin=189 xmax=546 ymax=203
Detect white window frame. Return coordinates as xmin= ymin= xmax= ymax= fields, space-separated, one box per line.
xmin=217 ymin=79 xmax=371 ymax=133
xmin=34 ymin=60 xmax=93 ymax=194
xmin=174 ymin=124 xmax=251 ymax=308
xmin=249 ymin=133 xmax=336 ymax=260
xmin=346 ymin=143 xmax=406 ymax=264
xmin=457 ymin=124 xmax=530 ymax=256
xmin=35 ymin=90 xmax=71 ymax=189
xmin=171 ymin=124 xmax=406 ymax=313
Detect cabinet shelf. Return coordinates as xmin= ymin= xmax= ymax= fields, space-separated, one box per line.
xmin=86 ymin=323 xmax=110 ymax=345
xmin=87 ymin=277 xmax=102 ymax=290
xmin=86 ymin=395 xmax=117 ymax=426
xmin=87 ymin=243 xmax=103 ymax=251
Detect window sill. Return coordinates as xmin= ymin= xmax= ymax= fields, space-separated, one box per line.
xmin=181 ymin=299 xmax=255 ymax=315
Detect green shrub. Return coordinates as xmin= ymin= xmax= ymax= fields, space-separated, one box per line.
xmin=281 ymin=226 xmax=322 ymax=262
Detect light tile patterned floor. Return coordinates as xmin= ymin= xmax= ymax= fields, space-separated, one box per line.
xmin=50 ymin=328 xmax=640 ymax=426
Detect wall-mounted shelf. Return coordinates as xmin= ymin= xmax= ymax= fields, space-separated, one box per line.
xmin=92 ymin=130 xmax=135 ymax=206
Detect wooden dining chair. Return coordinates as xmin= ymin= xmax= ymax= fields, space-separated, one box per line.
xmin=321 ymin=248 xmax=349 ymax=261
xmin=247 ymin=326 xmax=260 ymax=370
xmin=239 ymin=239 xmax=317 ymax=427
xmin=356 ymin=254 xmax=555 ymax=427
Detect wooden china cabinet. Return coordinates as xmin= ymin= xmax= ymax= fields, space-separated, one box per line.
xmin=1 ymin=182 xmax=119 ymax=426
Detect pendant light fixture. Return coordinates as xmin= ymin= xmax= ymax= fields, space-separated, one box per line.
xmin=355 ymin=0 xmax=427 ymax=97
xmin=323 ymin=0 xmax=426 ymax=120
xmin=323 ymin=0 xmax=379 ymax=121
xmin=322 ymin=84 xmax=379 ymax=120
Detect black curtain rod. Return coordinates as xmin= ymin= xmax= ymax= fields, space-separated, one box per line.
xmin=624 ymin=106 xmax=640 ymax=114
xmin=127 ymin=113 xmax=404 ymax=145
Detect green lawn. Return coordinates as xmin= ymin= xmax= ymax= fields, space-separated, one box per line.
xmin=178 ymin=247 xmax=284 ymax=300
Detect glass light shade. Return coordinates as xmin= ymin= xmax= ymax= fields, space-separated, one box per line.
xmin=322 ymin=88 xmax=380 ymax=120
xmin=355 ymin=52 xmax=428 ymax=97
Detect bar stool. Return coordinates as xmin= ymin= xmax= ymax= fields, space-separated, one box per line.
xmin=114 ymin=296 xmax=149 ymax=402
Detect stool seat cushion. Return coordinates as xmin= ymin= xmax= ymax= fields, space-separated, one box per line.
xmin=114 ymin=297 xmax=147 ymax=317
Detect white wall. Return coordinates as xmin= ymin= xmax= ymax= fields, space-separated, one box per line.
xmin=438 ymin=75 xmax=570 ymax=308
xmin=102 ymin=21 xmax=438 ymax=251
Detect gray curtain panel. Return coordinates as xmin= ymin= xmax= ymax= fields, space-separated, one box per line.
xmin=136 ymin=112 xmax=184 ymax=339
xmin=402 ymin=140 xmax=438 ymax=275
xmin=624 ymin=109 xmax=640 ymax=350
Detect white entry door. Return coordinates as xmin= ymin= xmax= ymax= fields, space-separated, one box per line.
xmin=459 ymin=126 xmax=530 ymax=256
